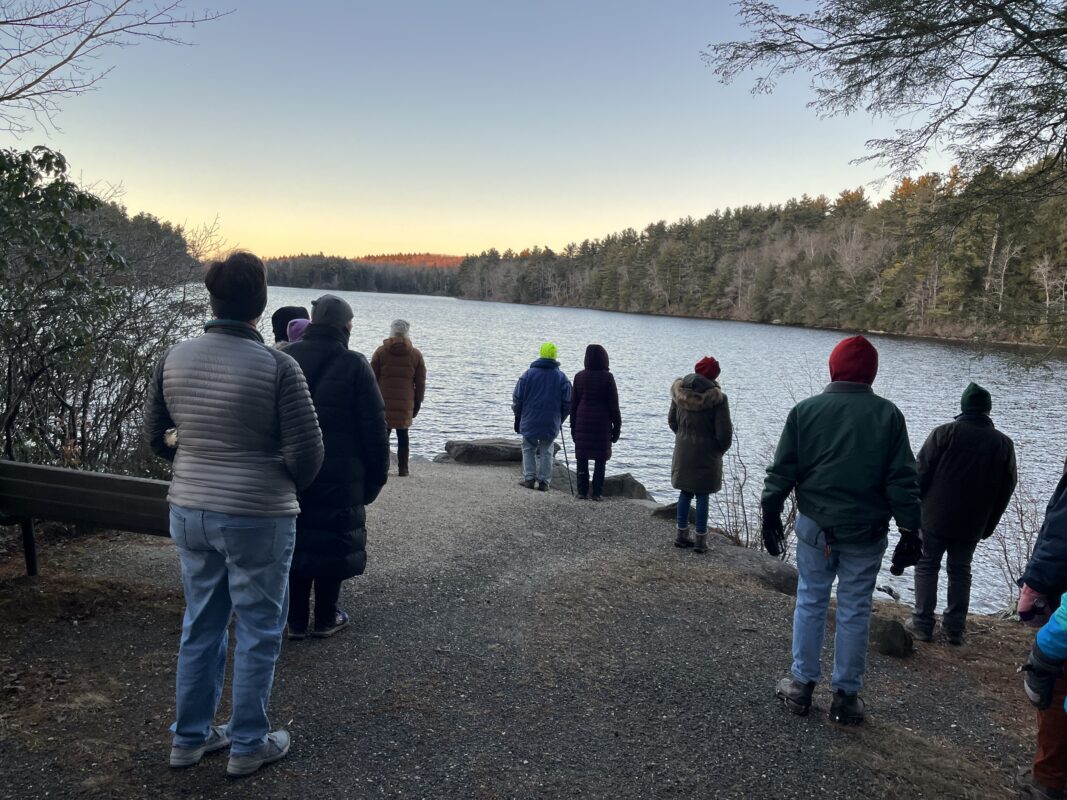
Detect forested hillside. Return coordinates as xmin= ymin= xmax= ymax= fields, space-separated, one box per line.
xmin=455 ymin=170 xmax=1067 ymax=344
xmin=265 ymin=254 xmax=457 ymax=296
xmin=263 ymin=169 xmax=1067 ymax=345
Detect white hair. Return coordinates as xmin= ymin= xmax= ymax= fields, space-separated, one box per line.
xmin=390 ymin=318 xmax=410 ymax=338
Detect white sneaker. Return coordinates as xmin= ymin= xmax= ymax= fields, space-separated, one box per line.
xmin=226 ymin=730 xmax=291 ymax=777
xmin=169 ymin=725 xmax=230 ymax=768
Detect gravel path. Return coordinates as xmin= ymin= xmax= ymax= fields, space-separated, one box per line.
xmin=0 ymin=462 xmax=1037 ymax=799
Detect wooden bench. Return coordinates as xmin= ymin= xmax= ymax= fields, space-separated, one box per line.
xmin=0 ymin=460 xmax=169 ymax=576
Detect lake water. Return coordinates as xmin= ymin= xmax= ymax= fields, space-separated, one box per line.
xmin=267 ymin=286 xmax=1067 ymax=613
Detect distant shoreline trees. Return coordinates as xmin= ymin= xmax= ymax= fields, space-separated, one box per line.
xmin=271 ymin=170 xmax=1067 ymax=346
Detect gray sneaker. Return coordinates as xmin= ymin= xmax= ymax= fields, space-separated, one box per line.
xmin=169 ymin=725 xmax=230 ymax=768
xmin=226 ymin=730 xmax=291 ymax=778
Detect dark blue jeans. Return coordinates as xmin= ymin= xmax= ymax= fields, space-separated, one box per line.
xmin=676 ymin=490 xmax=709 ymax=533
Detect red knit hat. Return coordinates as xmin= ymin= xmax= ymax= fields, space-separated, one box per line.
xmin=828 ymin=336 xmax=878 ymax=384
xmin=695 ymin=356 xmax=721 ymax=381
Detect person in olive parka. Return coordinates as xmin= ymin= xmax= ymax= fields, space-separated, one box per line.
xmin=283 ymin=294 xmax=390 ymax=638
xmin=570 ymin=344 xmax=622 ymax=500
xmin=668 ymin=356 xmax=733 ymax=554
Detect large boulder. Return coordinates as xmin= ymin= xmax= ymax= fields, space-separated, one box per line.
xmin=868 ymin=616 xmax=914 ymax=658
xmin=444 ymin=437 xmax=558 ymax=464
xmin=704 ymin=536 xmax=799 ymax=596
xmin=549 ymin=463 xmax=651 ymax=499
xmin=651 ymin=501 xmax=696 ymax=525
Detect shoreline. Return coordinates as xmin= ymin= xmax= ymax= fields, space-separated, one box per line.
xmin=266 ymin=282 xmax=1067 ymax=355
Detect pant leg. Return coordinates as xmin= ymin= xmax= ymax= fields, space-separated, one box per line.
xmin=521 ymin=437 xmax=537 ymax=481
xmin=694 ymin=494 xmax=710 ymax=534
xmin=205 ymin=512 xmax=296 ymax=756
xmin=942 ymin=539 xmax=978 ymax=636
xmin=1034 ymin=670 xmax=1067 ymax=790
xmin=676 ymin=490 xmax=694 ymax=529
xmin=831 ymin=538 xmax=888 ymax=694
xmin=592 ymin=460 xmax=606 ymax=497
xmin=313 ymin=578 xmax=344 ymax=630
xmin=396 ymin=428 xmax=409 ymax=450
xmin=791 ymin=533 xmax=837 ymax=686
xmin=287 ymin=575 xmax=312 ymax=632
xmin=577 ymin=459 xmax=590 ymax=497
xmin=536 ymin=438 xmax=554 ymax=484
xmin=169 ymin=504 xmax=233 ymax=748
xmin=912 ymin=533 xmax=947 ymax=634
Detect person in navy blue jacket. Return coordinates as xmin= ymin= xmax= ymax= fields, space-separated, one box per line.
xmin=513 ymin=342 xmax=572 ymax=491
xmin=1017 ymin=458 xmax=1067 ymax=798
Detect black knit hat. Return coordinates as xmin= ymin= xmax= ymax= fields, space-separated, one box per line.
xmin=311 ymin=294 xmax=354 ymax=329
xmin=960 ymin=382 xmax=992 ymax=414
xmin=204 ymin=252 xmax=268 ymax=322
xmin=270 ymin=305 xmax=309 ymax=342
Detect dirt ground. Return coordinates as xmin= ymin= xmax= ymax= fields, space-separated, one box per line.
xmin=0 ymin=462 xmax=1042 ymax=799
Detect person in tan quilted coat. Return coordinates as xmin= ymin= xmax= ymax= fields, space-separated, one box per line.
xmin=371 ymin=319 xmax=426 ymax=476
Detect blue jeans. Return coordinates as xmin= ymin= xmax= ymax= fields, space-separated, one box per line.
xmin=169 ymin=504 xmax=296 ymax=755
xmin=790 ymin=513 xmax=886 ymax=694
xmin=676 ymin=490 xmax=709 ymax=533
xmin=521 ymin=437 xmax=555 ymax=484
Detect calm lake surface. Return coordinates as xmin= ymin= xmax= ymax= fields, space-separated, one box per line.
xmin=267 ymin=286 xmax=1067 ymax=612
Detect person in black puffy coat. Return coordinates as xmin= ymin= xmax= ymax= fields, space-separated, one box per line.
xmin=283 ymin=294 xmax=390 ymax=638
xmin=570 ymin=344 xmax=622 ymax=500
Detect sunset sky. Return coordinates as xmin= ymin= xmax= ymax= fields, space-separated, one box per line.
xmin=29 ymin=1 xmax=924 ymax=257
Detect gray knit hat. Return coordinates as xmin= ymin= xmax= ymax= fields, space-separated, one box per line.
xmin=311 ymin=294 xmax=354 ymax=328
xmin=390 ymin=318 xmax=410 ymax=337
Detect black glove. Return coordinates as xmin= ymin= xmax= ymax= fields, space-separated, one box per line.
xmin=1020 ymin=641 xmax=1065 ymax=709
xmin=762 ymin=512 xmax=785 ymax=557
xmin=890 ymin=528 xmax=923 ymax=576
xmin=514 ymin=416 xmax=521 ymax=434
xmin=412 ymin=401 xmax=420 ymax=419
xmin=611 ymin=429 xmax=620 ymax=444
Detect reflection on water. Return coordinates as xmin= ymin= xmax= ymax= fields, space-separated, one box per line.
xmin=266 ymin=287 xmax=1067 ymax=612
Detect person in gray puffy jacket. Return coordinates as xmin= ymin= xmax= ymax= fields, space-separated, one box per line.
xmin=144 ymin=251 xmax=324 ymax=778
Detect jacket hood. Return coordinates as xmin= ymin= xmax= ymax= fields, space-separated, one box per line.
xmin=530 ymin=357 xmax=560 ymax=370
xmin=384 ymin=336 xmax=413 ymax=355
xmin=672 ymin=375 xmax=724 ymax=410
xmin=303 ymin=322 xmax=351 ymax=346
xmin=584 ymin=344 xmax=609 ymax=370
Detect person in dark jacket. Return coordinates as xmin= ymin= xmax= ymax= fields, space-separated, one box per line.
xmin=570 ymin=344 xmax=622 ymax=501
xmin=144 ymin=252 xmax=323 ymax=776
xmin=907 ymin=383 xmax=1017 ymax=645
xmin=284 ymin=294 xmax=390 ymax=639
xmin=762 ymin=335 xmax=921 ymax=725
xmin=668 ymin=356 xmax=733 ymax=553
xmin=270 ymin=305 xmax=309 ymax=350
xmin=1016 ymin=459 xmax=1067 ymax=799
xmin=370 ymin=319 xmax=426 ymax=477
xmin=513 ymin=342 xmax=572 ymax=491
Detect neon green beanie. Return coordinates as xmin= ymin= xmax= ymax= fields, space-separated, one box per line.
xmin=540 ymin=342 xmax=558 ymax=360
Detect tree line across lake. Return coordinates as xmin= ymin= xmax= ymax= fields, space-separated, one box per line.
xmin=271 ymin=168 xmax=1067 ymax=346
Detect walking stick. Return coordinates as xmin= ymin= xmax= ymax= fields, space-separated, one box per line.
xmin=559 ymin=428 xmax=575 ymax=496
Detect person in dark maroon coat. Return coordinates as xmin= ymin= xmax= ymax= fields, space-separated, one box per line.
xmin=570 ymin=344 xmax=622 ymax=500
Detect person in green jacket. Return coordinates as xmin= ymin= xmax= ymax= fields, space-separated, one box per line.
xmin=762 ymin=335 xmax=921 ymax=725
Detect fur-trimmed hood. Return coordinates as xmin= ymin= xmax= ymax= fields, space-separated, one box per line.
xmin=672 ymin=374 xmax=725 ymax=410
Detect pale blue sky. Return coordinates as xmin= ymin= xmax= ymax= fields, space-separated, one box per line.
xmin=25 ymin=1 xmax=919 ymax=256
